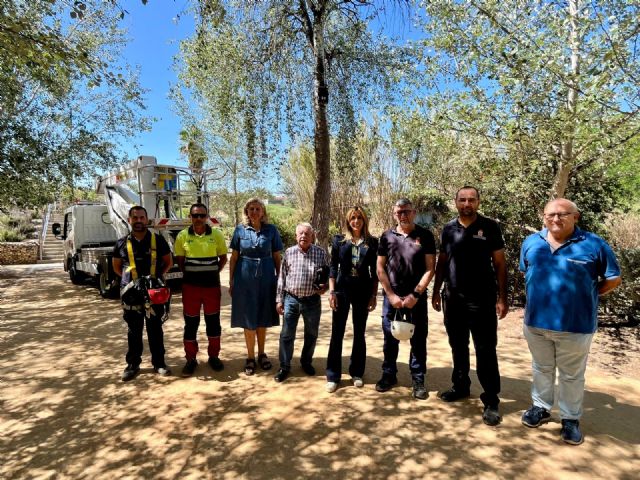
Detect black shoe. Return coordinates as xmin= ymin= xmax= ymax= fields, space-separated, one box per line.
xmin=483 ymin=405 xmax=502 ymax=426
xmin=208 ymin=356 xmax=224 ymax=372
xmin=375 ymin=375 xmax=397 ymax=392
xmin=181 ymin=359 xmax=198 ymax=377
xmin=274 ymin=368 xmax=290 ymax=383
xmin=522 ymin=405 xmax=551 ymax=428
xmin=561 ymin=419 xmax=584 ymax=445
xmin=439 ymin=387 xmax=470 ymax=402
xmin=121 ymin=364 xmax=139 ymax=382
xmin=154 ymin=365 xmax=171 ymax=376
xmin=412 ymin=381 xmax=428 ymax=400
xmin=301 ymin=363 xmax=316 ymax=376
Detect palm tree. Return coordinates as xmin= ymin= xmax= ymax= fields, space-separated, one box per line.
xmin=179 ymin=126 xmax=207 ymax=201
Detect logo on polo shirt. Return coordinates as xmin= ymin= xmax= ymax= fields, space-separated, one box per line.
xmin=473 ymin=229 xmax=486 ymax=240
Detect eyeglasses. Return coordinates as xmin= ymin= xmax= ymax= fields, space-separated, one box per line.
xmin=543 ymin=212 xmax=574 ymax=220
xmin=190 ymin=213 xmax=207 ymax=218
xmin=394 ymin=209 xmax=413 ymax=216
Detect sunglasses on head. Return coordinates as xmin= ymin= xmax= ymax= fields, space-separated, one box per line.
xmin=191 ymin=213 xmax=207 ymax=218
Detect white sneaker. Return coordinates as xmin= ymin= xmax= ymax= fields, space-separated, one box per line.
xmin=325 ymin=381 xmax=338 ymax=393
xmin=352 ymin=377 xmax=364 ymax=388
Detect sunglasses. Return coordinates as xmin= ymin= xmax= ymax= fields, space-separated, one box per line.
xmin=394 ymin=209 xmax=413 ymax=216
xmin=190 ymin=213 xmax=207 ymax=218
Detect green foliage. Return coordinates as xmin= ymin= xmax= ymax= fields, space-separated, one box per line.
xmin=178 ymin=0 xmax=416 ymax=245
xmin=0 ymin=0 xmax=151 ymax=211
xmin=600 ymin=212 xmax=640 ymax=322
xmin=0 ymin=212 xmax=35 ymax=242
xmin=0 ymin=229 xmax=25 ymax=242
xmin=600 ymin=248 xmax=640 ymax=323
xmin=267 ymin=205 xmax=307 ymax=249
xmin=415 ymin=0 xmax=640 ymax=199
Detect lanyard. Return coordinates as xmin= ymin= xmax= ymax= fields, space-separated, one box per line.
xmin=126 ymin=233 xmax=157 ymax=280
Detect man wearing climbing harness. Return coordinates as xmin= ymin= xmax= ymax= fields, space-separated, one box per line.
xmin=175 ymin=203 xmax=228 ymax=377
xmin=113 ymin=206 xmax=173 ymax=382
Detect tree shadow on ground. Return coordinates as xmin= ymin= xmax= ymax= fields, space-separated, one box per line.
xmin=1 ymin=266 xmax=639 ymax=479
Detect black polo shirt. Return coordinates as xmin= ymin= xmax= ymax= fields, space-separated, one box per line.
xmin=440 ymin=214 xmax=504 ymax=297
xmin=113 ymin=231 xmax=171 ymax=286
xmin=378 ymin=224 xmax=436 ymax=296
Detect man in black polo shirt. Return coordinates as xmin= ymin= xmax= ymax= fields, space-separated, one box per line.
xmin=376 ymin=198 xmax=436 ymax=399
xmin=432 ymin=186 xmax=507 ymax=426
xmin=113 ymin=206 xmax=173 ymax=382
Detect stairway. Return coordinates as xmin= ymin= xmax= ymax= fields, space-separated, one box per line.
xmin=37 ymin=212 xmax=65 ymax=264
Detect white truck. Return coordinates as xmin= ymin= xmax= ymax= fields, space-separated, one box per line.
xmin=53 ymin=156 xmax=218 ymax=298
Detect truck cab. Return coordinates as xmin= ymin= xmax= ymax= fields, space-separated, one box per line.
xmin=54 ymin=203 xmax=120 ymax=297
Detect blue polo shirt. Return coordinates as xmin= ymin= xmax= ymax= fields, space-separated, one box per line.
xmin=519 ymin=228 xmax=620 ymax=333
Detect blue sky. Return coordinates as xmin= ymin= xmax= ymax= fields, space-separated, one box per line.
xmin=119 ymin=1 xmax=194 ymax=167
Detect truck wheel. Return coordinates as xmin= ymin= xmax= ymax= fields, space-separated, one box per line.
xmin=99 ymin=270 xmax=119 ymax=299
xmin=69 ymin=258 xmax=85 ymax=285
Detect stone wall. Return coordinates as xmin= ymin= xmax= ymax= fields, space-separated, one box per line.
xmin=0 ymin=241 xmax=39 ymax=265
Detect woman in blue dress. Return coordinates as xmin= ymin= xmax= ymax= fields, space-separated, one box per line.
xmin=229 ymin=198 xmax=283 ymax=375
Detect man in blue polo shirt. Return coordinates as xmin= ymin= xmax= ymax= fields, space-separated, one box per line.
xmin=519 ymin=198 xmax=621 ymax=445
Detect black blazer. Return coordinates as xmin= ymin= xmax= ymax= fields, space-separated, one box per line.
xmin=330 ymin=234 xmax=379 ymax=290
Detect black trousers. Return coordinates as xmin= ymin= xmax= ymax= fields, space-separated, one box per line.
xmin=443 ymin=289 xmax=500 ymax=407
xmin=123 ymin=305 xmax=166 ymax=369
xmin=326 ymin=283 xmax=371 ymax=382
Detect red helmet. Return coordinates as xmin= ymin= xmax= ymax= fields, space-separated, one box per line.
xmin=148 ymin=287 xmax=170 ymax=305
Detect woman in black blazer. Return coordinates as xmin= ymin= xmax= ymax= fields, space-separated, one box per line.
xmin=325 ymin=206 xmax=379 ymax=392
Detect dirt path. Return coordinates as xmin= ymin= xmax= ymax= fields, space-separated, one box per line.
xmin=1 ymin=264 xmax=639 ymax=480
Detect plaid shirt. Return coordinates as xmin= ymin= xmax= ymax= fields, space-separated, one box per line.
xmin=276 ymin=244 xmax=329 ymax=302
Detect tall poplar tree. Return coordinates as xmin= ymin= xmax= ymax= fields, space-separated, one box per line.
xmin=181 ymin=0 xmax=413 ymax=246
xmin=413 ymin=0 xmax=640 ymax=200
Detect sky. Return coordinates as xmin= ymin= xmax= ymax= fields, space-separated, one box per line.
xmin=119 ymin=1 xmax=195 ymax=167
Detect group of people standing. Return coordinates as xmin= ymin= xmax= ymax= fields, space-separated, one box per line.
xmin=113 ymin=188 xmax=621 ymax=447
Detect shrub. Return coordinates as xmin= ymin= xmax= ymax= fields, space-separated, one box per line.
xmin=600 ymin=213 xmax=640 ymax=323
xmin=0 ymin=228 xmax=26 ymax=242
xmin=268 ymin=206 xmax=307 ymax=249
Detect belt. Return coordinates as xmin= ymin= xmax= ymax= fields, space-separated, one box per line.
xmin=240 ymin=255 xmax=272 ymax=278
xmin=285 ymin=291 xmax=319 ymax=302
xmin=122 ymin=303 xmax=144 ymax=311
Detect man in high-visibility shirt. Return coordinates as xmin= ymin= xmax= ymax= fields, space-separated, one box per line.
xmin=175 ymin=203 xmax=228 ymax=377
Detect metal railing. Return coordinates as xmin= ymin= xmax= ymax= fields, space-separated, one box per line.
xmin=39 ymin=202 xmax=55 ymax=260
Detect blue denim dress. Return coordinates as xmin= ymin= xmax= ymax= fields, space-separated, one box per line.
xmin=230 ymin=223 xmax=283 ymax=329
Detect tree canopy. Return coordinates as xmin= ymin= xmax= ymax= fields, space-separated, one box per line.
xmin=0 ymin=0 xmax=150 ymax=210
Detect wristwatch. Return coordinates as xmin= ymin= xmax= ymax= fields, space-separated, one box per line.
xmin=411 ymin=290 xmax=421 ymax=299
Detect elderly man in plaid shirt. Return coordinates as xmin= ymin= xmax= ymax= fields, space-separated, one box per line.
xmin=274 ymin=223 xmax=330 ymax=383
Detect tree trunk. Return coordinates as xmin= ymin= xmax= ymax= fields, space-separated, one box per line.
xmin=551 ymin=0 xmax=581 ymax=199
xmin=310 ymin=10 xmax=331 ymax=249
xmin=232 ymin=157 xmax=239 ymax=226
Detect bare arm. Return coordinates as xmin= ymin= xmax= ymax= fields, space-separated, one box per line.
xmin=491 ymin=248 xmax=508 ymax=319
xmin=403 ymin=253 xmax=436 ymax=309
xmin=228 ymin=250 xmax=239 ymax=295
xmin=176 ymin=256 xmax=185 ymax=272
xmin=218 ymin=254 xmax=227 ymax=271
xmin=377 ymin=255 xmax=403 ymax=309
xmin=329 ymin=276 xmax=337 ymax=311
xmin=599 ymin=276 xmax=622 ymax=295
xmin=273 ymin=250 xmax=282 ymax=277
xmin=431 ymin=252 xmax=447 ymax=312
xmin=160 ymin=253 xmax=173 ymax=277
xmin=112 ymin=257 xmax=123 ymax=277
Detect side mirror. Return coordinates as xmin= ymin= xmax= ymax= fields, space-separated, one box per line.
xmin=52 ymin=223 xmax=62 ymax=237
